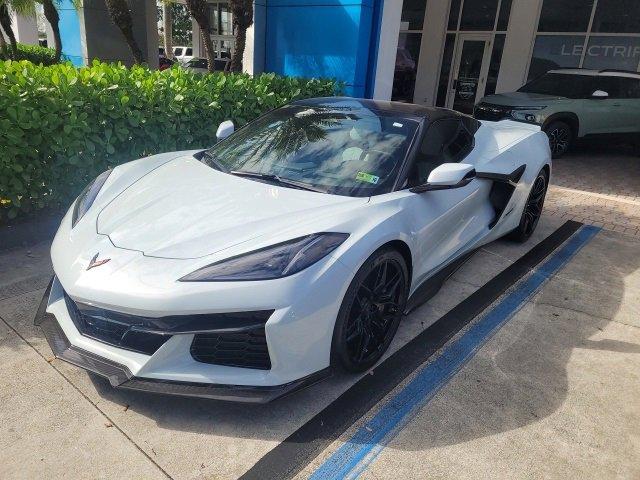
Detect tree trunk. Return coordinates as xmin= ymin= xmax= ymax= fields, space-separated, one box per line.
xmin=184 ymin=0 xmax=214 ymax=72
xmin=0 ymin=24 xmax=7 ymax=51
xmin=0 ymin=4 xmax=17 ymax=58
xmin=162 ymin=1 xmax=173 ymax=59
xmin=104 ymin=0 xmax=144 ymax=64
xmin=42 ymin=0 xmax=61 ymax=61
xmin=229 ymin=0 xmax=253 ymax=73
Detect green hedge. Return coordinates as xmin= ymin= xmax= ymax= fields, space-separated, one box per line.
xmin=0 ymin=43 xmax=58 ymax=65
xmin=0 ymin=60 xmax=341 ymax=221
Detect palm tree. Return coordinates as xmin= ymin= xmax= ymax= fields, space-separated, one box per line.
xmin=228 ymin=0 xmax=252 ymax=72
xmin=184 ymin=0 xmax=214 ymax=72
xmin=40 ymin=0 xmax=61 ymax=61
xmin=104 ymin=0 xmax=144 ymax=64
xmin=160 ymin=0 xmax=173 ymax=59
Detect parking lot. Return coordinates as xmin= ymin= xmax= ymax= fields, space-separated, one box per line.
xmin=1 ymin=149 xmax=639 ymax=480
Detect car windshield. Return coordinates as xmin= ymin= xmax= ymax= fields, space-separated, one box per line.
xmin=202 ymin=104 xmax=419 ymax=197
xmin=518 ymin=73 xmax=595 ymax=99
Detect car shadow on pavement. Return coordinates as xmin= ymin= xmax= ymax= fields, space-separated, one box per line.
xmin=374 ymin=228 xmax=640 ymax=452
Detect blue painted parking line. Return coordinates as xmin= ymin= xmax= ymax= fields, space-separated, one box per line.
xmin=310 ymin=225 xmax=601 ymax=480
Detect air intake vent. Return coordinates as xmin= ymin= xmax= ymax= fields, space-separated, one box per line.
xmin=191 ymin=328 xmax=271 ymax=370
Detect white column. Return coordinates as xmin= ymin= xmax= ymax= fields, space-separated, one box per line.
xmin=10 ymin=9 xmax=39 ymax=45
xmin=413 ymin=0 xmax=450 ymax=105
xmin=372 ymin=0 xmax=403 ymax=100
xmin=495 ymin=0 xmax=542 ymax=92
xmin=244 ymin=0 xmax=266 ymax=75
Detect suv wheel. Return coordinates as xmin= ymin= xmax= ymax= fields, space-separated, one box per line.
xmin=544 ymin=121 xmax=573 ymax=159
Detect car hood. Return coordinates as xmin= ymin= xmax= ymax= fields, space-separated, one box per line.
xmin=97 ymin=155 xmax=368 ymax=259
xmin=481 ymin=91 xmax=565 ymax=106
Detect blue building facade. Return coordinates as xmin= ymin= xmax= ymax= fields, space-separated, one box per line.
xmin=262 ymin=0 xmax=383 ymax=97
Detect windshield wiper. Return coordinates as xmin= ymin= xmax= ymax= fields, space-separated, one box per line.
xmin=230 ymin=170 xmax=327 ymax=194
xmin=199 ymin=150 xmax=228 ymax=172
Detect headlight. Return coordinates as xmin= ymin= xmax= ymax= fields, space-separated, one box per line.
xmin=179 ymin=232 xmax=349 ymax=282
xmin=71 ymin=169 xmax=112 ymax=227
xmin=509 ymin=107 xmax=546 ymax=124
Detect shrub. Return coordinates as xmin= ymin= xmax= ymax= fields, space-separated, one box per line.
xmin=0 ymin=43 xmax=58 ymax=65
xmin=0 ymin=60 xmax=341 ymax=222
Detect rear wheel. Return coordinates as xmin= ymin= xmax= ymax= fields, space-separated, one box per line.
xmin=544 ymin=121 xmax=573 ymax=158
xmin=508 ymin=169 xmax=548 ymax=243
xmin=331 ymin=248 xmax=408 ymax=372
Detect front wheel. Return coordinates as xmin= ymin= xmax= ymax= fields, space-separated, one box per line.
xmin=544 ymin=121 xmax=573 ymax=158
xmin=508 ymin=169 xmax=548 ymax=243
xmin=331 ymin=248 xmax=408 ymax=372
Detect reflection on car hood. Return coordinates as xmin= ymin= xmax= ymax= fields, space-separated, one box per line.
xmin=97 ymin=155 xmax=367 ymax=259
xmin=481 ymin=91 xmax=565 ymax=106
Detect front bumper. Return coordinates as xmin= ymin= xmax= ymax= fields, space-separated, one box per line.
xmin=36 ymin=278 xmax=330 ymax=403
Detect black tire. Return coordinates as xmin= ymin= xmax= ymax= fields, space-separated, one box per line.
xmin=508 ymin=169 xmax=548 ymax=243
xmin=544 ymin=121 xmax=573 ymax=159
xmin=331 ymin=248 xmax=408 ymax=373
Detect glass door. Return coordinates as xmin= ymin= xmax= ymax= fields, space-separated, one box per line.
xmin=447 ymin=34 xmax=492 ymax=113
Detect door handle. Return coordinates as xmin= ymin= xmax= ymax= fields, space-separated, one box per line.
xmin=612 ymin=103 xmax=621 ymax=107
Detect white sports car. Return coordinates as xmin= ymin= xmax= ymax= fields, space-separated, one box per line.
xmin=37 ymin=97 xmax=550 ymax=402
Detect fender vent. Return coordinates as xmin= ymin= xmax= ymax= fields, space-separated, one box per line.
xmin=191 ymin=328 xmax=271 ymax=370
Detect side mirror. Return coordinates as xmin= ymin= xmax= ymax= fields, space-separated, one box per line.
xmin=410 ymin=163 xmax=476 ymax=193
xmin=591 ymin=90 xmax=609 ymax=99
xmin=216 ymin=120 xmax=235 ymax=141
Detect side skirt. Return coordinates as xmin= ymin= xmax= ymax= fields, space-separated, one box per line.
xmin=404 ymin=249 xmax=477 ymax=314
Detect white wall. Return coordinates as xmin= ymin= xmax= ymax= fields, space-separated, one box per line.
xmin=372 ymin=0 xmax=403 ymax=100
xmin=10 ymin=9 xmax=39 ymax=45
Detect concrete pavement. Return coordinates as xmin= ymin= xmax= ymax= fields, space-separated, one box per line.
xmin=0 ymin=216 xmax=638 ymax=479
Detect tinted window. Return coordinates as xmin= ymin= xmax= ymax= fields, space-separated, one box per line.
xmin=185 ymin=48 xmax=193 ymax=56
xmin=448 ymin=0 xmax=461 ymax=30
xmin=496 ymin=0 xmax=512 ymax=30
xmin=174 ymin=47 xmax=183 ymax=56
xmin=436 ymin=34 xmax=456 ymax=107
xmin=460 ymin=0 xmax=499 ymax=31
xmin=600 ymin=77 xmax=640 ymax=99
xmin=619 ymin=78 xmax=640 ymax=99
xmin=401 ymin=0 xmax=426 ymax=30
xmin=407 ymin=119 xmax=473 ymax=187
xmin=582 ymin=36 xmax=640 ymax=71
xmin=537 ymin=0 xmax=593 ymax=32
xmin=205 ymin=104 xmax=419 ymax=197
xmin=527 ymin=36 xmax=585 ymax=79
xmin=519 ymin=73 xmax=595 ymax=98
xmin=592 ymin=0 xmax=640 ymax=33
xmin=594 ymin=77 xmax=622 ymax=98
xmin=392 ymin=33 xmax=422 ymax=103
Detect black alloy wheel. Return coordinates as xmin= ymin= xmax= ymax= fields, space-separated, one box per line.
xmin=508 ymin=169 xmax=548 ymax=243
xmin=332 ymin=248 xmax=408 ymax=372
xmin=545 ymin=121 xmax=572 ymax=158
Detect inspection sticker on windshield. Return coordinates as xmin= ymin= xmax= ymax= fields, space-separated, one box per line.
xmin=356 ymin=171 xmax=380 ymax=184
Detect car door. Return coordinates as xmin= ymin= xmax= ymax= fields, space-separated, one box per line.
xmin=402 ymin=118 xmax=494 ymax=288
xmin=615 ymin=76 xmax=640 ymax=134
xmin=581 ymin=76 xmax=627 ymax=135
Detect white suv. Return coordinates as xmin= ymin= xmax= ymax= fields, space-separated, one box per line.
xmin=475 ymin=69 xmax=640 ymax=158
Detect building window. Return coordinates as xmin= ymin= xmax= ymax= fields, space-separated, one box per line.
xmin=392 ymin=33 xmax=422 ymax=102
xmin=206 ymin=1 xmax=234 ymax=60
xmin=582 ymin=36 xmax=640 ymax=70
xmin=591 ymin=0 xmax=640 ymax=33
xmin=537 ymin=0 xmax=594 ymax=33
xmin=436 ymin=0 xmax=511 ymax=108
xmin=460 ymin=0 xmax=499 ymax=31
xmin=436 ymin=34 xmax=456 ymax=106
xmin=401 ymin=0 xmax=426 ymax=31
xmin=528 ymin=0 xmax=640 ymax=80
